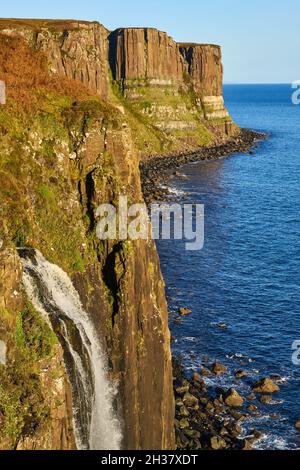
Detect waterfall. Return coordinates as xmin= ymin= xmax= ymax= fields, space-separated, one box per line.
xmin=18 ymin=248 xmax=121 ymax=450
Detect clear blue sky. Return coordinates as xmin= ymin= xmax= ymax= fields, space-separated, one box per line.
xmin=1 ymin=0 xmax=299 ymax=83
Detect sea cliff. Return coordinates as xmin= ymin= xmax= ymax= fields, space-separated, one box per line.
xmin=0 ymin=18 xmax=240 ymax=450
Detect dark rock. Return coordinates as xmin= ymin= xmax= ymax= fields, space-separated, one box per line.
xmin=223 ymin=388 xmax=244 ymax=407
xmin=230 ymin=410 xmax=244 ymax=421
xmin=246 ymin=393 xmax=257 ymax=401
xmin=179 ymin=406 xmax=190 ymax=417
xmin=193 ymin=372 xmax=202 ymax=383
xmin=248 ymin=404 xmax=259 ymax=413
xmin=234 ymin=370 xmax=248 ymax=379
xmin=179 ymin=419 xmax=190 ymax=429
xmin=205 ymin=402 xmax=215 ymax=412
xmin=183 ymin=392 xmax=199 ymax=408
xmin=193 ymin=438 xmax=202 ymax=450
xmin=252 ymin=378 xmax=280 ymax=394
xmin=240 ymin=439 xmax=253 ymax=450
xmin=260 ymin=395 xmax=272 ymax=404
xmin=250 ymin=429 xmax=263 ymax=440
xmin=175 ymin=399 xmax=184 ymax=407
xmin=220 ymin=427 xmax=228 ymax=436
xmin=199 ymin=397 xmax=209 ymax=405
xmin=174 ymin=419 xmax=180 ymax=429
xmin=201 ymin=366 xmax=213 ymax=377
xmin=212 ymin=362 xmax=228 ymax=376
xmin=210 ymin=435 xmax=227 ymax=450
xmin=175 ymin=385 xmax=189 ymax=395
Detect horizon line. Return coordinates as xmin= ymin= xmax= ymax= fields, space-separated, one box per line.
xmin=224 ymin=82 xmax=292 ymax=85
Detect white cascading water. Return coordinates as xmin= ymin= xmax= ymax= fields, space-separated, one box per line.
xmin=18 ymin=248 xmax=121 ymax=450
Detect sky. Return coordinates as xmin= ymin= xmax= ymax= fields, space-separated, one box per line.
xmin=1 ymin=0 xmax=299 ymax=83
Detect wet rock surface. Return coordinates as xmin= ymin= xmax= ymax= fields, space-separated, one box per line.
xmin=252 ymin=378 xmax=280 ymax=394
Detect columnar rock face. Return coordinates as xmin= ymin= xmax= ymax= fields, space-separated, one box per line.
xmin=109 ymin=28 xmax=184 ymax=84
xmin=108 ymin=28 xmax=229 ymax=122
xmin=0 ymin=19 xmax=109 ymax=99
xmin=180 ymin=43 xmax=229 ymax=119
xmin=179 ymin=43 xmax=223 ymax=96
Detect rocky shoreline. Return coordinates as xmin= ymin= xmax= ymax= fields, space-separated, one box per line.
xmin=140 ymin=128 xmax=267 ymax=204
xmin=172 ymin=356 xmax=288 ymax=450
xmin=139 ymin=128 xmax=286 ymax=451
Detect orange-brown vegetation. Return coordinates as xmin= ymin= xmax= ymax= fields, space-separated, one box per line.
xmin=0 ymin=33 xmax=92 ymax=112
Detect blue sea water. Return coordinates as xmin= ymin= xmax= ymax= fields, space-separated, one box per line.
xmin=157 ymin=84 xmax=300 ymax=449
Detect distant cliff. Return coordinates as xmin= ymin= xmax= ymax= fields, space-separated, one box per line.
xmin=109 ymin=29 xmax=228 ymax=118
xmin=0 ymin=18 xmax=238 ymax=451
xmin=179 ymin=43 xmax=229 ymax=119
xmin=108 ymin=27 xmax=235 ymax=154
xmin=109 ymin=28 xmax=184 ymax=84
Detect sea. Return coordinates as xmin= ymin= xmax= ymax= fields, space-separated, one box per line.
xmin=156 ymin=84 xmax=300 ymax=449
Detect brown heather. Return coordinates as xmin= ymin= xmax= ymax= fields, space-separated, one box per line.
xmin=0 ymin=33 xmax=91 ymax=112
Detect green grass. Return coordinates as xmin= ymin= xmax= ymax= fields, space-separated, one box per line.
xmin=110 ymin=78 xmax=215 ymax=154
xmin=0 ymin=302 xmax=57 ymax=448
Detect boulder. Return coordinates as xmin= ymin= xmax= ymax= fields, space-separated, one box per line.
xmin=179 ymin=307 xmax=192 ymax=316
xmin=234 ymin=370 xmax=248 ymax=379
xmin=220 ymin=427 xmax=228 ymax=436
xmin=212 ymin=362 xmax=228 ymax=376
xmin=183 ymin=392 xmax=199 ymax=408
xmin=240 ymin=439 xmax=252 ymax=451
xmin=201 ymin=366 xmax=213 ymax=377
xmin=193 ymin=372 xmax=202 ymax=383
xmin=174 ymin=419 xmax=180 ymax=429
xmin=246 ymin=393 xmax=257 ymax=401
xmin=224 ymin=388 xmax=244 ymax=407
xmin=252 ymin=378 xmax=280 ymax=394
xmin=179 ymin=419 xmax=190 ymax=429
xmin=250 ymin=429 xmax=263 ymax=440
xmin=230 ymin=410 xmax=244 ymax=421
xmin=205 ymin=401 xmax=215 ymax=412
xmin=184 ymin=429 xmax=200 ymax=439
xmin=260 ymin=395 xmax=272 ymax=404
xmin=176 ymin=399 xmax=184 ymax=407
xmin=295 ymin=421 xmax=300 ymax=430
xmin=179 ymin=406 xmax=190 ymax=417
xmin=199 ymin=397 xmax=208 ymax=405
xmin=210 ymin=435 xmax=227 ymax=450
xmin=175 ymin=385 xmax=189 ymax=395
xmin=248 ymin=404 xmax=259 ymax=413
